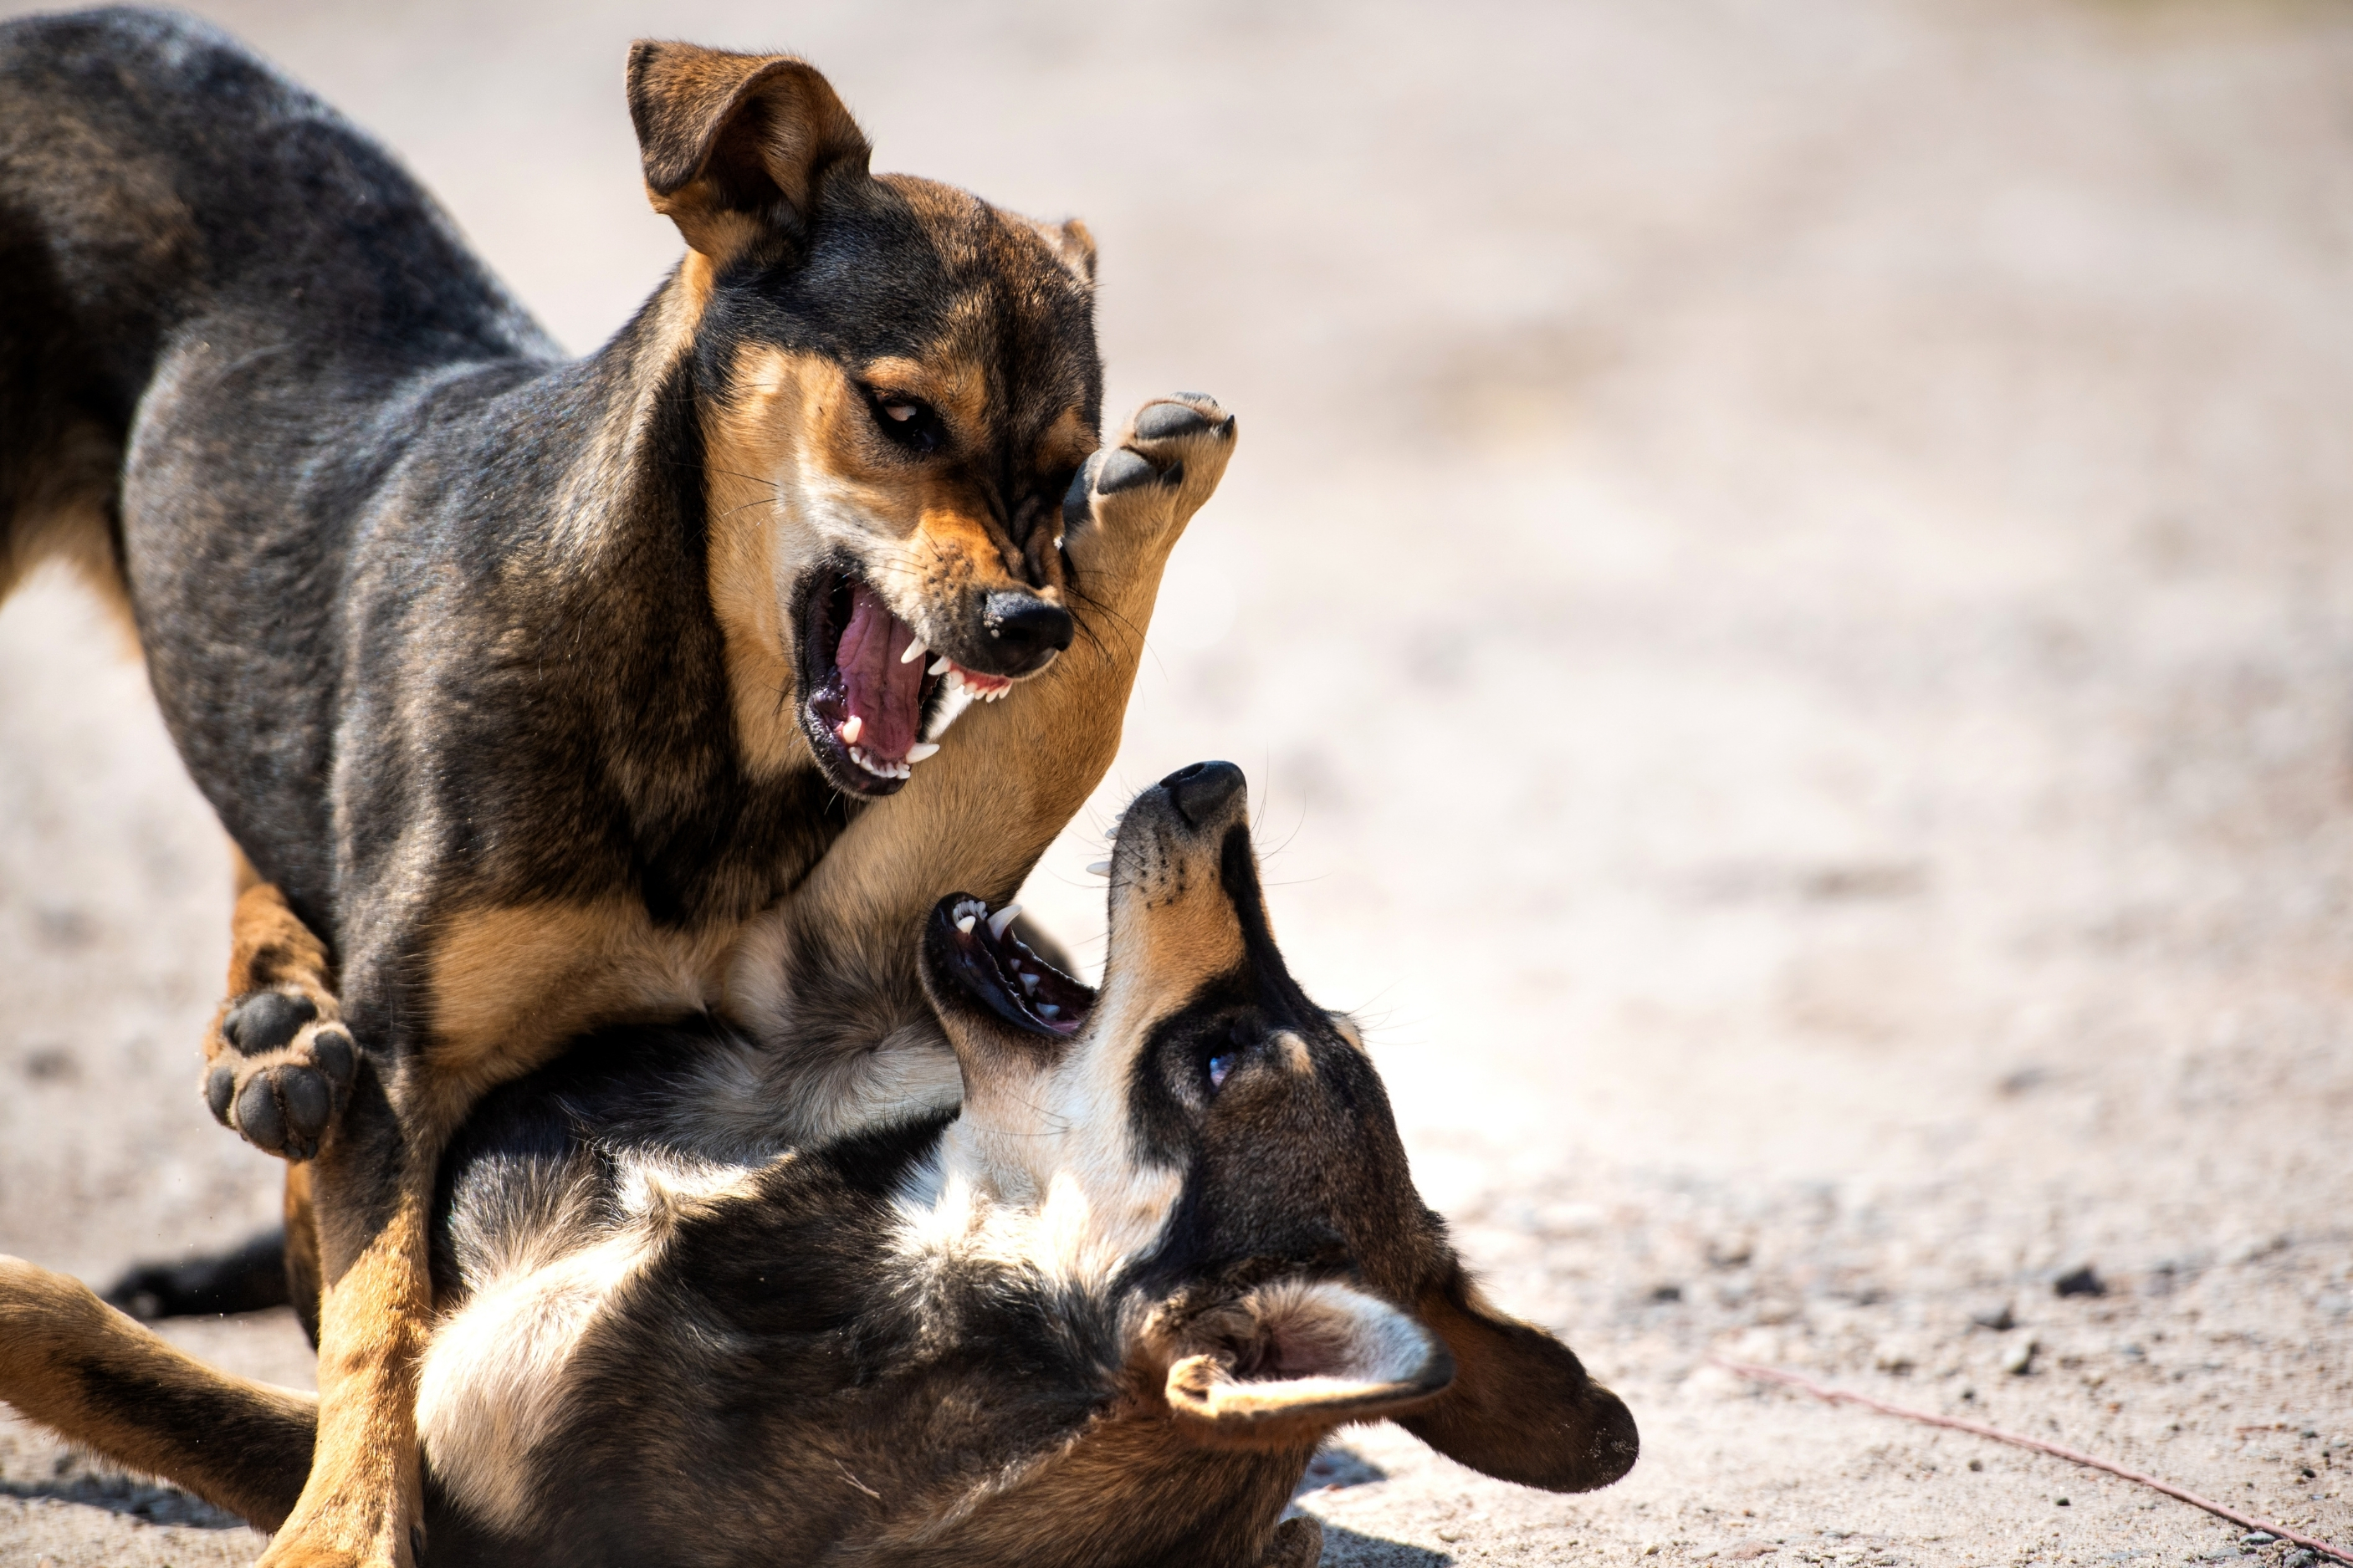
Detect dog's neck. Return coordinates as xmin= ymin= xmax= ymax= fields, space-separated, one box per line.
xmin=890 ymin=1077 xmax=1184 ymax=1297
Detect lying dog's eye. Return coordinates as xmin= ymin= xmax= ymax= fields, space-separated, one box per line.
xmin=1206 ymin=1054 xmax=1235 ymax=1091
xmin=866 ymin=390 xmax=942 ymax=453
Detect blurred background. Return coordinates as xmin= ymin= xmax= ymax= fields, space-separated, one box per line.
xmin=3 ymin=1 xmax=2350 ymax=1563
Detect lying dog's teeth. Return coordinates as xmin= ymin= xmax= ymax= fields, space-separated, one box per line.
xmin=985 ymin=904 xmax=1022 ymax=941
xmin=1085 ymin=860 xmax=1112 ymax=876
xmin=1020 ymin=971 xmax=1040 ymax=993
xmin=929 ymin=656 xmax=953 ymax=676
xmin=1037 ymin=1003 xmax=1061 ymax=1019
xmin=900 ymin=639 xmax=928 ymax=665
xmin=956 ymin=913 xmax=978 ymax=935
xmin=839 ymin=714 xmax=863 ymax=746
xmin=906 ymin=742 xmax=941 ymax=763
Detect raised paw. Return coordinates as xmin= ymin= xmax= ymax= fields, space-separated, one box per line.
xmin=203 ymin=988 xmax=357 ymax=1162
xmin=1061 ymin=393 xmax=1236 ymax=573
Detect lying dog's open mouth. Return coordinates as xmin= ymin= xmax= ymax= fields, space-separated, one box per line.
xmin=932 ymin=896 xmax=1096 ymax=1036
xmin=797 ymin=569 xmax=1012 ymax=796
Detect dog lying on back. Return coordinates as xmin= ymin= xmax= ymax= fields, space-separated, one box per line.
xmin=0 ymin=764 xmax=1638 ymax=1566
xmin=0 ymin=12 xmax=1227 ymax=1562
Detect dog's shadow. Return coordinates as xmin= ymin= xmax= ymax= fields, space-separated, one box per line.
xmin=1312 ymin=1522 xmax=1454 ymax=1566
xmin=0 ymin=1465 xmax=248 ymax=1529
xmin=1289 ymin=1447 xmax=1454 ymax=1567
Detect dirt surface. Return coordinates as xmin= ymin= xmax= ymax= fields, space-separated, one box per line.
xmin=4 ymin=1 xmax=2351 ymax=1564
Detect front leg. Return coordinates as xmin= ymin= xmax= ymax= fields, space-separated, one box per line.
xmin=203 ymin=855 xmax=358 ymax=1162
xmin=258 ymin=1075 xmax=435 ymax=1568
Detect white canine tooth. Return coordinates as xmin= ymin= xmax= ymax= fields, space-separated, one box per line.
xmin=1037 ymin=1004 xmax=1060 ymax=1019
xmin=906 ymin=742 xmax=941 ymax=763
xmin=839 ymin=715 xmax=863 ymax=745
xmin=956 ymin=915 xmax=976 ymax=934
xmin=1020 ymin=972 xmax=1040 ymax=993
xmin=986 ymin=904 xmax=1022 ymax=940
xmin=900 ymin=639 xmax=927 ymax=664
xmin=1085 ymin=861 xmax=1112 ymax=876
xmin=929 ymin=656 xmax=953 ymax=676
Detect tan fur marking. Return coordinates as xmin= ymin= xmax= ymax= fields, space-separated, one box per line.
xmin=703 ymin=345 xmax=823 ymax=777
xmin=2 ymin=419 xmax=133 ymax=646
xmin=422 ymin=898 xmax=734 ymax=1123
xmin=1276 ymin=1032 xmax=1312 ymax=1075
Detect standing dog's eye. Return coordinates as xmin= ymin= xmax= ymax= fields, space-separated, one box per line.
xmin=866 ymin=391 xmax=942 ymax=453
xmin=1206 ymin=1054 xmax=1235 ymax=1091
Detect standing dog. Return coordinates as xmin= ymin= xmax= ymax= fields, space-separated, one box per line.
xmin=0 ymin=764 xmax=1639 ymax=1565
xmin=0 ymin=11 xmax=1230 ymax=1563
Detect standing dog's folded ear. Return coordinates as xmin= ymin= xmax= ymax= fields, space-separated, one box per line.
xmin=626 ymin=42 xmax=872 ymax=258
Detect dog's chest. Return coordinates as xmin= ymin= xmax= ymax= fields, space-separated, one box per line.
xmin=422 ymin=899 xmax=777 ymax=1086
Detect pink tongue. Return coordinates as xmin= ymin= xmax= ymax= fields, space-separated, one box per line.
xmin=836 ymin=581 xmax=924 ymax=760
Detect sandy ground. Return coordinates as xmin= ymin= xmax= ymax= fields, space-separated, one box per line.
xmin=4 ymin=0 xmax=2352 ymax=1563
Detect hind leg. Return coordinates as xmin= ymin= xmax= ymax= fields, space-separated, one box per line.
xmin=0 ymin=1254 xmax=317 ymax=1530
xmin=203 ymin=852 xmax=358 ymax=1162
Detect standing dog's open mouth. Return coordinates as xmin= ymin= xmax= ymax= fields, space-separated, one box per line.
xmin=797 ymin=569 xmax=1016 ymax=795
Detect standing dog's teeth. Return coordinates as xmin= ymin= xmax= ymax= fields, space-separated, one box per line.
xmin=928 ymin=656 xmax=952 ymax=676
xmin=985 ymin=904 xmax=1022 ymax=940
xmin=956 ymin=912 xmax=978 ymax=935
xmin=1020 ymin=972 xmax=1040 ymax=993
xmin=900 ymin=640 xmax=927 ymax=665
xmin=1037 ymin=1004 xmax=1061 ymax=1019
xmin=906 ymin=742 xmax=941 ymax=763
xmin=840 ymin=715 xmax=863 ymax=746
xmin=1085 ymin=861 xmax=1112 ymax=876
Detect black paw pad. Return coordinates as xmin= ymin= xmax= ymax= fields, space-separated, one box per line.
xmin=206 ymin=1065 xmax=237 ymax=1126
xmin=309 ymin=1025 xmax=357 ymax=1090
xmin=223 ymin=991 xmax=317 ymax=1055
xmin=1094 ymin=447 xmax=1159 ymax=495
xmin=235 ymin=1073 xmax=287 ymax=1152
xmin=233 ymin=1065 xmax=335 ymax=1161
xmin=1134 ymin=401 xmax=1213 ymax=442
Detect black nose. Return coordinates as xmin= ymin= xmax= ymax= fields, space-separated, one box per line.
xmin=1160 ymin=760 xmax=1246 ymax=827
xmin=981 ymin=591 xmax=1074 ymax=666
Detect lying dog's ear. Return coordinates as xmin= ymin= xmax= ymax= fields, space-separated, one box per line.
xmin=1394 ymin=1263 xmax=1639 ymax=1493
xmin=627 ymin=42 xmax=871 ymax=260
xmin=1164 ymin=1279 xmax=1453 ymax=1446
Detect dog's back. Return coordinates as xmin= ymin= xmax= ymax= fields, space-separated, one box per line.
xmin=0 ymin=5 xmax=548 ymax=575
xmin=0 ymin=7 xmax=555 ymax=908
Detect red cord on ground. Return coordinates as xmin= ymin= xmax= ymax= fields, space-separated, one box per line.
xmin=1708 ymin=1356 xmax=2352 ymax=1565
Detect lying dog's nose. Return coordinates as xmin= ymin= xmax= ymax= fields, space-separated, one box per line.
xmin=981 ymin=590 xmax=1074 ymax=667
xmin=1161 ymin=760 xmax=1245 ymax=827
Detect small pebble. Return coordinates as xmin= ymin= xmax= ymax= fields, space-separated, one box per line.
xmin=2242 ymin=1533 xmax=2276 ymax=1546
xmin=2054 ymin=1264 xmax=2106 ymax=1298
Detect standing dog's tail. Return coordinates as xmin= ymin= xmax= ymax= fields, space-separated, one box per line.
xmin=0 ymin=9 xmax=219 ymax=613
xmin=0 ymin=1254 xmax=315 ymax=1530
